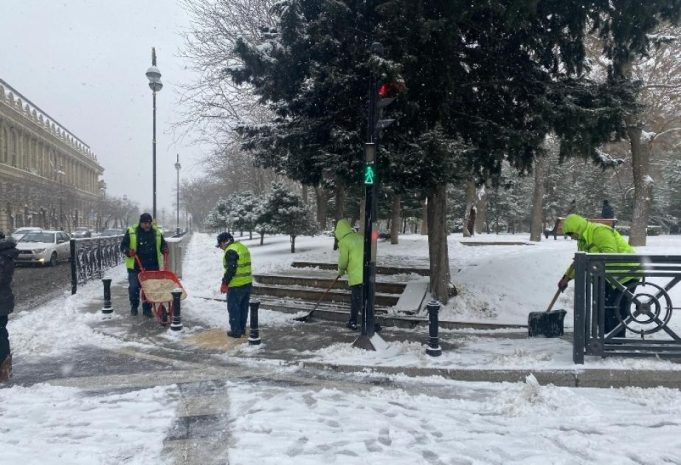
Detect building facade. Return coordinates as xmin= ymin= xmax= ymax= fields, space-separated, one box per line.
xmin=0 ymin=79 xmax=104 ymax=233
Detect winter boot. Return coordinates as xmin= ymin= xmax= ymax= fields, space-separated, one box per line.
xmin=0 ymin=353 xmax=12 ymax=383
xmin=142 ymin=304 xmax=153 ymax=318
xmin=227 ymin=331 xmax=241 ymax=338
xmin=346 ymin=320 xmax=358 ymax=331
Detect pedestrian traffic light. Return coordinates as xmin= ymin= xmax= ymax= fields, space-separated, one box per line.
xmin=364 ymin=164 xmax=376 ymax=185
xmin=374 ymin=82 xmax=405 ymax=134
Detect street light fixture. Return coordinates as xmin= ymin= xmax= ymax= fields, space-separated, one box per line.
xmin=174 ymin=154 xmax=181 ymax=236
xmin=146 ymin=47 xmax=163 ymax=220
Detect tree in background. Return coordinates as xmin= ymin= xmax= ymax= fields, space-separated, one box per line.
xmin=263 ymin=182 xmax=318 ymax=253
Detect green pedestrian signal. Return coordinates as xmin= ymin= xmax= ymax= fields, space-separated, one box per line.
xmin=364 ymin=164 xmax=375 ymax=185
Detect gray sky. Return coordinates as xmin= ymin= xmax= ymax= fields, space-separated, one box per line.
xmin=0 ymin=0 xmax=209 ymax=219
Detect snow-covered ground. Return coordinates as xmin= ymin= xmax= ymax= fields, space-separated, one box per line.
xmin=4 ymin=231 xmax=681 ymax=464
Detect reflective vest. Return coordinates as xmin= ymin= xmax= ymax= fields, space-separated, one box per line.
xmin=125 ymin=225 xmax=164 ymax=270
xmin=224 ymin=241 xmax=252 ymax=287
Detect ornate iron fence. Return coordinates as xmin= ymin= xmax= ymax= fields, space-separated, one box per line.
xmin=70 ymin=235 xmax=123 ymax=294
xmin=573 ymin=251 xmax=681 ymax=364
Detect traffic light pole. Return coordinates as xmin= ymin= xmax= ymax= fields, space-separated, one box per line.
xmin=353 ymin=81 xmax=381 ymax=350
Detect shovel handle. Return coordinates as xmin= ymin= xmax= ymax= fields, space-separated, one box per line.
xmin=546 ymin=288 xmax=562 ymax=312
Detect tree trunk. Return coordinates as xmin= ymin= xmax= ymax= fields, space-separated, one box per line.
xmin=333 ymin=177 xmax=346 ymax=250
xmin=249 ymin=230 xmax=253 ymax=240
xmin=390 ymin=193 xmax=400 ymax=244
xmin=260 ymin=232 xmax=264 ymax=245
xmin=420 ymin=198 xmax=428 ymax=235
xmin=290 ymin=235 xmax=296 ymax=253
xmin=314 ymin=185 xmax=328 ymax=230
xmin=474 ymin=182 xmax=489 ymax=234
xmin=302 ymin=184 xmax=308 ymax=206
xmin=627 ymin=119 xmax=651 ymax=247
xmin=529 ymin=155 xmax=547 ymax=242
xmin=427 ymin=183 xmax=450 ymax=304
xmin=463 ymin=179 xmax=476 ymax=237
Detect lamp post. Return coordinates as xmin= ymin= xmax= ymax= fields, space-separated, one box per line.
xmin=145 ymin=47 xmax=163 ymax=220
xmin=174 ymin=154 xmax=181 ymax=235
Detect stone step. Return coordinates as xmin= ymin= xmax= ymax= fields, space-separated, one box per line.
xmin=251 ymin=284 xmax=399 ymax=307
xmin=253 ymin=274 xmax=405 ymax=294
xmin=255 ymin=297 xmax=525 ymax=331
xmin=291 ymin=261 xmax=430 ymax=276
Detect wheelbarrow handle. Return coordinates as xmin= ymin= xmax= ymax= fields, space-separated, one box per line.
xmin=132 ymin=250 xmax=169 ymax=272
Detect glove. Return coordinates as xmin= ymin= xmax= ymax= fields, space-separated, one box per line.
xmin=558 ymin=275 xmax=570 ymax=292
xmin=220 ymin=282 xmax=229 ymax=294
xmin=126 ymin=248 xmax=136 ymax=257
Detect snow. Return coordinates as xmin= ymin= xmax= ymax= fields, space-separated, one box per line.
xmin=5 ymin=231 xmax=681 ymax=463
xmin=0 ymin=383 xmax=177 ymax=465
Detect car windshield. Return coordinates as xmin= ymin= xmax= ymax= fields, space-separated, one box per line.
xmin=21 ymin=232 xmax=55 ymax=243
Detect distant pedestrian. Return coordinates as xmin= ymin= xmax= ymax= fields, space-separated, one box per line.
xmin=120 ymin=213 xmax=168 ymax=317
xmin=217 ymin=232 xmax=252 ymax=338
xmin=335 ymin=219 xmax=363 ymax=330
xmin=601 ymin=199 xmax=615 ymax=219
xmin=0 ymin=231 xmax=19 ymax=383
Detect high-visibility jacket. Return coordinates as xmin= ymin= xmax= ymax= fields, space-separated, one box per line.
xmin=125 ymin=225 xmax=164 ymax=270
xmin=562 ymin=214 xmax=636 ymax=284
xmin=224 ymin=241 xmax=252 ymax=287
xmin=335 ymin=219 xmax=364 ymax=286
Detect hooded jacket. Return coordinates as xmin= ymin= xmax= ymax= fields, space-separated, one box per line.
xmin=0 ymin=238 xmax=19 ymax=316
xmin=335 ymin=219 xmax=364 ymax=286
xmin=562 ymin=214 xmax=635 ymax=281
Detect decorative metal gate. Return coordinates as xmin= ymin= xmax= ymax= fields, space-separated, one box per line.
xmin=70 ymin=236 xmax=123 ymax=294
xmin=573 ymin=251 xmax=681 ymax=364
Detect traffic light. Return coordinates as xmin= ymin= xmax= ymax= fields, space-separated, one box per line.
xmin=374 ymin=82 xmax=405 ymax=135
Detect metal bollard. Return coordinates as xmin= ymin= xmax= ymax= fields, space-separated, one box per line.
xmin=248 ymin=300 xmax=261 ymax=345
xmin=426 ymin=300 xmax=442 ymax=357
xmin=170 ymin=288 xmax=183 ymax=331
xmin=101 ymin=278 xmax=113 ymax=314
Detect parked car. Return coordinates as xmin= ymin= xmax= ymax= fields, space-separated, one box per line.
xmin=11 ymin=227 xmax=42 ymax=241
xmin=73 ymin=227 xmax=92 ymax=238
xmin=15 ymin=230 xmax=71 ymax=266
xmin=99 ymin=228 xmax=124 ymax=237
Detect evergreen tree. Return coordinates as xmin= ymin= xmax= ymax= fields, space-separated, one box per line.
xmin=263 ymin=182 xmax=318 ymax=252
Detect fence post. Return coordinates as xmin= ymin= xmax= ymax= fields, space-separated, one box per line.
xmin=573 ymin=252 xmax=586 ymax=364
xmin=70 ymin=239 xmax=77 ymax=295
xmin=170 ymin=288 xmax=183 ymax=331
xmin=426 ymin=300 xmax=442 ymax=357
xmin=101 ymin=278 xmax=113 ymax=314
xmin=248 ymin=300 xmax=261 ymax=345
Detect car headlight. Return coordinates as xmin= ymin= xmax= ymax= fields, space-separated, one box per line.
xmin=33 ymin=249 xmax=46 ymax=254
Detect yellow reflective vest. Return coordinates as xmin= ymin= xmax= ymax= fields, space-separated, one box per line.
xmin=125 ymin=225 xmax=164 ymax=270
xmin=224 ymin=241 xmax=252 ymax=287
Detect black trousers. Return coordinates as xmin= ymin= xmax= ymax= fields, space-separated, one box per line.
xmin=604 ymin=281 xmax=638 ymax=338
xmin=0 ymin=315 xmax=9 ymax=361
xmin=349 ymin=284 xmax=363 ymax=324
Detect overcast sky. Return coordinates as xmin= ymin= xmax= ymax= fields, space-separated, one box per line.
xmin=0 ymin=0 xmax=210 ymax=220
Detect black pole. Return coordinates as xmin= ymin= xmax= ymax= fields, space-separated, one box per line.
xmin=102 ymin=278 xmax=113 ymax=314
xmin=176 ymin=154 xmax=181 ymax=236
xmin=248 ymin=300 xmax=261 ymax=345
xmin=152 ymin=90 xmax=157 ymax=220
xmin=426 ymin=300 xmax=442 ymax=357
xmin=70 ymin=238 xmax=77 ymax=294
xmin=170 ymin=288 xmax=183 ymax=331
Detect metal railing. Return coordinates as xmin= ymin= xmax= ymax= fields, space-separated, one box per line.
xmin=573 ymin=251 xmax=681 ymax=364
xmin=70 ymin=235 xmax=123 ymax=294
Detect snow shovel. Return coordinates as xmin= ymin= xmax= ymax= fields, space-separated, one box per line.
xmin=527 ymin=266 xmax=572 ymax=338
xmin=527 ymin=288 xmax=567 ymax=337
xmin=294 ymin=275 xmax=341 ymax=323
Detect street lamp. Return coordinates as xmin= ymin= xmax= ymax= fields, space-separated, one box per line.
xmin=174 ymin=154 xmax=181 ymax=235
xmin=146 ymin=47 xmax=163 ymax=220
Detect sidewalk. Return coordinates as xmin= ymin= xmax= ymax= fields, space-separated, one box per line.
xmin=15 ymin=281 xmax=669 ymax=390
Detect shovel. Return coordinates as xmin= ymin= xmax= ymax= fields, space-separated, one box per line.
xmin=528 ymin=266 xmax=572 ymax=338
xmin=294 ymin=274 xmax=341 ymax=322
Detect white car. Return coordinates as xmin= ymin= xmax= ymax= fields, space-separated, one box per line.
xmin=11 ymin=227 xmax=42 ymax=241
xmin=15 ymin=230 xmax=71 ymax=266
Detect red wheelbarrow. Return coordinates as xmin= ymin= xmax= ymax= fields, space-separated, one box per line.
xmin=134 ymin=253 xmax=187 ymax=326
